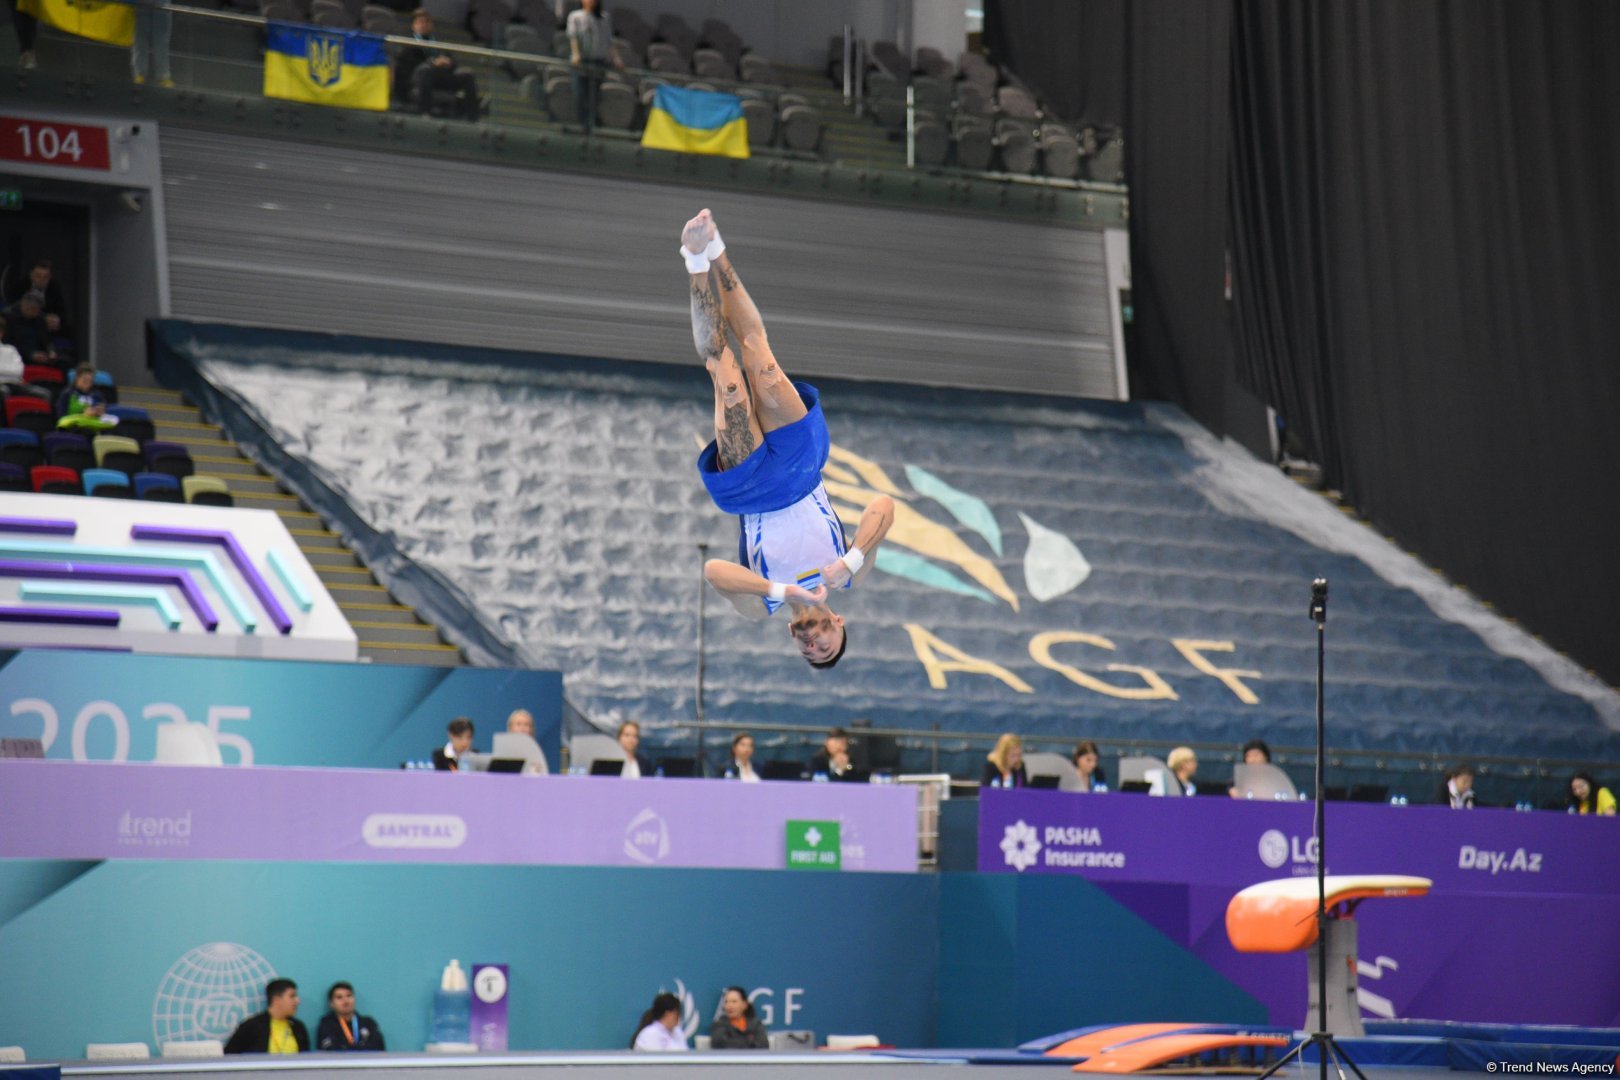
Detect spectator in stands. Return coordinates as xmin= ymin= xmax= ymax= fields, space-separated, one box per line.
xmin=720 ymin=731 xmax=760 ymax=782
xmin=1229 ymin=738 xmax=1273 ymax=798
xmin=315 ymin=981 xmax=386 ymax=1050
xmin=1072 ymin=740 xmax=1106 ymax=792
xmin=5 ymin=260 xmax=69 ymax=336
xmin=1153 ymin=746 xmax=1198 ymax=796
xmin=1567 ymin=772 xmax=1616 ymax=816
xmin=224 ymin=978 xmax=308 ymax=1053
xmin=1436 ymin=763 xmax=1476 ymax=809
xmin=0 ymin=316 xmax=51 ymax=401
xmin=130 ymin=0 xmax=174 ymax=87
xmin=505 ymin=708 xmax=550 ymax=774
xmin=616 ymin=719 xmax=653 ymax=778
xmin=565 ymin=0 xmax=622 ymax=134
xmin=630 ymin=992 xmax=688 ymax=1051
xmin=7 ymin=0 xmax=37 ymax=70
xmin=981 ymin=733 xmax=1027 ymax=789
xmin=709 ymin=986 xmax=768 ymax=1050
xmin=56 ymin=365 xmax=119 ymax=432
xmin=807 ymin=727 xmax=855 ymax=780
xmin=396 ymin=10 xmax=481 ymax=121
xmin=433 ymin=716 xmax=475 ymax=770
xmin=1 ymin=292 xmax=54 ymax=366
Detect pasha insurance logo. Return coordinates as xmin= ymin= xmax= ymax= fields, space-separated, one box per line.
xmin=118 ymin=809 xmax=193 ymax=848
xmin=361 ymin=813 xmax=467 ymax=848
xmin=1000 ymin=820 xmax=1042 ymax=872
xmin=625 ymin=808 xmax=671 ymax=864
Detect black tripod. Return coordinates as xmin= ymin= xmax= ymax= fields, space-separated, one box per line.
xmin=1257 ymin=579 xmax=1366 ymax=1080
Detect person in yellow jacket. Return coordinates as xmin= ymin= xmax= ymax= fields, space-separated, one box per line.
xmin=1567 ymin=772 xmax=1617 ymax=816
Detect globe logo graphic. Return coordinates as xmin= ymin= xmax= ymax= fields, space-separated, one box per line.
xmin=152 ymin=943 xmax=278 ymax=1047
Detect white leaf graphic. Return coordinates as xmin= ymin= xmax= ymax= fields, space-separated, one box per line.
xmin=1018 ymin=512 xmax=1091 ymax=602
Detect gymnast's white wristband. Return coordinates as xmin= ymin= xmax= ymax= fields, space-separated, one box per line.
xmin=841 ymin=547 xmax=865 ymax=575
xmin=767 ymin=582 xmax=787 ymax=603
xmin=680 ymin=244 xmax=711 ymax=274
xmin=705 ymin=233 xmax=726 ymax=261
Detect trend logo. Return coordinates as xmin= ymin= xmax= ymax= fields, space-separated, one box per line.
xmin=1257 ymin=829 xmax=1290 ymax=869
xmin=1000 ymin=819 xmax=1042 ymax=872
xmin=152 ymin=942 xmax=278 ymax=1048
xmin=624 ymin=807 xmax=671 ymax=864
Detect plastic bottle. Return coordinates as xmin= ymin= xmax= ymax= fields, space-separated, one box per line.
xmin=430 ymin=960 xmax=470 ymax=1045
xmin=813 ymin=772 xmax=828 ymax=783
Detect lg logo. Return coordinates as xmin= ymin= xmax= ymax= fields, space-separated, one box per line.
xmin=1258 ymin=828 xmax=1318 ymax=871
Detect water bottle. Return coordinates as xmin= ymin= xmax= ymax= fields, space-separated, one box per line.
xmin=1094 ymin=782 xmax=1107 ymax=793
xmin=430 ymin=960 xmax=470 ymax=1045
xmin=723 ymin=767 xmax=736 ymax=780
xmin=655 ymin=765 xmax=664 ymax=778
xmin=813 ymin=772 xmax=828 ymax=783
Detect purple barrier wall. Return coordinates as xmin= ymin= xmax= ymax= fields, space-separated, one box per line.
xmin=0 ymin=760 xmax=918 ymax=872
xmin=978 ymin=790 xmax=1620 ymax=1027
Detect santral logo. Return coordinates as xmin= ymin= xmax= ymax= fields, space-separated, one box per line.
xmin=362 ymin=813 xmax=467 ymax=849
xmin=1001 ymin=820 xmax=1042 ymax=872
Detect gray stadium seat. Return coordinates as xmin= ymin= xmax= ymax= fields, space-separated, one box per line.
xmin=512 ymin=0 xmax=550 ymax=30
xmin=261 ymin=0 xmax=299 ymax=21
xmin=953 ymin=121 xmax=994 ymax=171
xmin=779 ymin=104 xmax=823 ymax=153
xmin=692 ymin=47 xmax=734 ymax=81
xmin=914 ymin=46 xmax=953 ymax=80
xmin=738 ymin=53 xmax=775 ymax=84
xmin=996 ymin=127 xmax=1037 ymax=173
xmin=309 ymin=0 xmax=352 ymax=27
xmin=360 ymin=4 xmax=399 ymax=33
xmin=913 ymin=120 xmax=949 ymax=167
xmin=911 ymin=75 xmax=950 ymax=112
xmin=1087 ymin=132 xmax=1125 ymax=183
xmin=741 ymin=97 xmax=774 ymax=146
xmin=467 ymin=0 xmax=513 ymax=43
xmin=955 ymin=82 xmax=992 ymax=117
xmin=647 ymin=42 xmax=687 ymax=74
xmin=996 ymin=85 xmax=1039 ymax=120
xmin=502 ymin=23 xmax=545 ymax=77
xmin=1040 ymin=132 xmax=1081 ymax=179
xmin=597 ymin=81 xmax=637 ymax=129
xmin=543 ymin=72 xmax=575 ymax=123
xmin=612 ymin=35 xmax=643 ymax=71
xmin=869 ymin=40 xmax=909 ymax=82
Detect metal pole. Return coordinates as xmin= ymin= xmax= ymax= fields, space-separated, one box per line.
xmin=906 ymin=84 xmax=916 ymax=168
xmin=843 ymin=24 xmax=853 ymax=107
xmin=695 ymin=542 xmax=709 ymax=725
xmin=1314 ymin=579 xmax=1328 ymax=1065
xmin=855 ymin=40 xmax=865 ymax=117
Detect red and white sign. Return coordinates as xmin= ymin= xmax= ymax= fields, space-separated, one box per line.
xmin=0 ymin=115 xmax=112 ymax=171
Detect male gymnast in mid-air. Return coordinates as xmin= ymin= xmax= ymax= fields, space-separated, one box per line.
xmin=680 ymin=209 xmax=894 ymax=668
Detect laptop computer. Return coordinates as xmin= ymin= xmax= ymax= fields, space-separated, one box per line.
xmin=760 ymin=760 xmax=806 ymax=781
xmin=1028 ymin=774 xmax=1061 ymax=790
xmin=656 ymin=757 xmax=698 ymax=778
xmin=486 ymin=757 xmax=526 ymax=774
xmin=590 ymin=758 xmax=626 ymax=776
xmin=0 ymin=738 xmax=44 ymax=759
xmin=1119 ymin=780 xmax=1153 ymax=794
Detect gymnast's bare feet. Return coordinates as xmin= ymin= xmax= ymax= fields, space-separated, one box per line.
xmin=682 ymin=208 xmax=717 ymax=255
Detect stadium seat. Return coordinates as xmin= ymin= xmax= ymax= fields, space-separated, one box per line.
xmin=182 ymin=475 xmax=233 ymax=506
xmin=996 ymin=126 xmax=1037 ymax=173
xmin=93 ymin=435 xmax=145 ymax=476
xmin=955 ymin=82 xmax=992 ymax=118
xmin=611 ymin=35 xmax=644 ymax=70
xmin=914 ymin=46 xmax=953 ymax=81
xmin=954 ymin=121 xmax=994 ymax=171
xmin=913 ymin=121 xmax=949 ymax=167
xmin=143 ymin=441 xmax=195 ymax=479
xmin=1041 ymin=132 xmax=1082 ymax=179
xmin=780 ymin=105 xmax=823 ymax=152
xmin=360 ymin=4 xmax=399 ymax=33
xmin=502 ymin=23 xmax=545 ymax=77
xmin=597 ymin=81 xmax=638 ymax=129
xmin=106 ymin=406 xmax=154 ymax=444
xmin=42 ymin=432 xmax=94 ymax=474
xmin=22 ymin=364 xmax=63 ymax=389
xmin=30 ymin=465 xmax=80 ymax=495
xmin=646 ymin=42 xmax=687 ymax=74
xmin=737 ymin=54 xmax=774 ymax=84
xmin=134 ymin=472 xmax=184 ymax=502
xmin=543 ymin=73 xmax=576 ymax=124
xmin=83 ymin=468 xmax=133 ymax=498
xmin=741 ymin=97 xmax=775 ymax=146
xmin=1087 ymin=130 xmax=1125 ymax=183
xmin=310 ymin=0 xmax=354 ymax=28
xmin=692 ymin=47 xmax=733 ymax=80
xmin=3 ymin=396 xmax=53 ymax=438
xmin=0 ymin=429 xmax=42 ymax=470
xmin=996 ymin=85 xmax=1040 ymax=120
xmin=0 ymin=462 xmax=27 ymax=492
xmin=467 ymin=0 xmax=513 ymax=44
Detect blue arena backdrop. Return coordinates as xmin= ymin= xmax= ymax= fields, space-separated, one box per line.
xmin=0 ymin=650 xmax=561 ymax=769
xmin=0 ymin=862 xmax=1262 ymax=1056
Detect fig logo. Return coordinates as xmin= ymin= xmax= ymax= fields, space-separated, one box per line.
xmin=1258 ymin=829 xmax=1290 ymax=869
xmin=625 ymin=808 xmax=670 ymax=864
xmin=152 ymin=942 xmax=277 ymax=1047
xmin=1000 ymin=819 xmax=1042 ymax=872
xmin=362 ymin=813 xmax=466 ymax=849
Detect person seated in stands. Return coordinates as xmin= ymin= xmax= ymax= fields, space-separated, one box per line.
xmin=55 ymin=365 xmax=118 ymax=431
xmin=395 ymin=10 xmax=481 ymax=122
xmin=1152 ymin=746 xmax=1198 ymax=795
xmin=315 ymin=981 xmax=386 ymax=1050
xmin=981 ymin=733 xmax=1027 ymax=789
xmin=5 ymin=260 xmax=71 ymax=351
xmin=709 ymin=985 xmax=768 ymax=1050
xmin=1228 ymin=738 xmax=1273 ymax=798
xmin=1072 ymin=740 xmax=1106 ymax=792
xmin=433 ymin=716 xmax=475 ymax=770
xmin=224 ymin=978 xmax=308 ymax=1053
xmin=616 ymin=719 xmax=653 ymax=778
xmin=505 ymin=708 xmax=549 ymax=774
xmin=630 ymin=992 xmax=688 ymax=1051
xmin=1567 ymin=772 xmax=1615 ymax=816
xmin=720 ymin=731 xmax=760 ymax=782
xmin=0 ymin=316 xmax=52 ymax=401
xmin=1435 ymin=762 xmax=1476 ymax=808
xmin=806 ymin=726 xmax=856 ymax=781
xmin=1 ymin=291 xmax=55 ymax=367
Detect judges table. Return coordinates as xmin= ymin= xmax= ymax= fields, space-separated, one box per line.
xmin=0 ymin=759 xmax=919 ymax=871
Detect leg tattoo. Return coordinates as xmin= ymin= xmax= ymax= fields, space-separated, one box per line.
xmin=694 ymin=274 xmax=755 ymax=469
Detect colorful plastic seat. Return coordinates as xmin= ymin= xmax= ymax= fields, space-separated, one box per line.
xmin=83 ymin=467 xmax=133 ymax=497
xmin=22 ymin=364 xmax=64 ymax=388
xmin=29 ymin=465 xmax=80 ymax=495
xmin=106 ymin=406 xmax=154 ymax=444
xmin=182 ymin=475 xmax=233 ymax=506
xmin=4 ymin=396 xmax=53 ymax=438
xmin=0 ymin=429 xmax=42 ymax=470
xmin=143 ymin=441 xmax=194 ymax=479
xmin=93 ymin=434 xmax=144 ymax=476
xmin=133 ymin=472 xmax=183 ymax=501
xmin=0 ymin=462 xmax=27 ymax=492
xmin=42 ymin=432 xmax=94 ymax=474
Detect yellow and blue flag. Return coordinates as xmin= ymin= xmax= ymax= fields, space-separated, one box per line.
xmin=263 ymin=23 xmax=390 ymax=112
xmin=18 ymin=0 xmax=133 ymax=47
xmin=641 ymin=84 xmax=749 ymax=159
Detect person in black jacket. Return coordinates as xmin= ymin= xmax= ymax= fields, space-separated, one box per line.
xmin=433 ymin=716 xmax=475 ymax=770
xmin=806 ymin=727 xmax=856 ymax=780
xmin=224 ymin=978 xmax=309 ymax=1053
xmin=981 ymin=733 xmax=1028 ymax=789
xmin=315 ymin=981 xmax=386 ymax=1050
xmin=395 ymin=9 xmax=480 ymax=120
xmin=1436 ymin=763 xmax=1477 ymax=809
xmin=615 ymin=720 xmax=655 ymax=778
xmin=708 ymin=986 xmax=769 ymax=1050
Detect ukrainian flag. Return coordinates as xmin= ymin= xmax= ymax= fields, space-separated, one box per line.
xmin=18 ymin=0 xmax=133 ymax=47
xmin=263 ymin=23 xmax=390 ymax=112
xmin=641 ymin=84 xmax=749 ymax=159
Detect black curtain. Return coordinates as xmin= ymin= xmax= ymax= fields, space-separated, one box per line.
xmin=1228 ymin=0 xmax=1620 ymax=684
xmin=984 ymin=0 xmax=1127 ymax=127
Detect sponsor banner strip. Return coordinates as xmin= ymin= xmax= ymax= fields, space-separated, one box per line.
xmin=976 ymin=788 xmax=1620 ymax=897
xmin=0 ymin=760 xmax=917 ymax=872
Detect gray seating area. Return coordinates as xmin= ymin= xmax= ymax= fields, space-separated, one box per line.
xmin=830 ymin=35 xmax=1123 ymax=182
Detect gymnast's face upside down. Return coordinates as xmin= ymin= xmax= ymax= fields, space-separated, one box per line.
xmin=789 ymin=603 xmax=847 ymax=668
